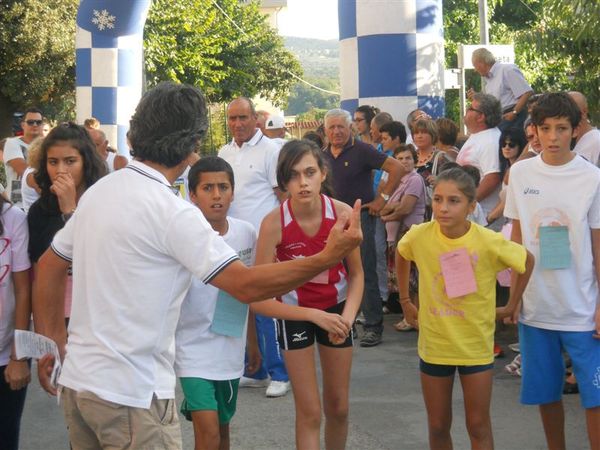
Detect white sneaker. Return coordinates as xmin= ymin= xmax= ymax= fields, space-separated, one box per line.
xmin=265 ymin=380 xmax=290 ymax=398
xmin=239 ymin=376 xmax=270 ymax=388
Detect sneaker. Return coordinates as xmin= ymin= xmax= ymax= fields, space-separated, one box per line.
xmin=239 ymin=376 xmax=270 ymax=388
xmin=382 ymin=305 xmax=391 ymax=314
xmin=360 ymin=331 xmax=382 ymax=347
xmin=508 ymin=342 xmax=520 ymax=353
xmin=493 ymin=343 xmax=505 ymax=358
xmin=266 ymin=380 xmax=290 ymax=398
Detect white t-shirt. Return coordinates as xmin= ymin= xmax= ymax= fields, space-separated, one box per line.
xmin=456 ymin=127 xmax=502 ymax=215
xmin=2 ymin=137 xmax=30 ymax=208
xmin=52 ymin=161 xmax=239 ymax=408
xmin=175 ymin=217 xmax=256 ymax=380
xmin=505 ymin=154 xmax=600 ymax=331
xmin=20 ymin=166 xmax=39 ymax=213
xmin=218 ymin=130 xmax=280 ymax=230
xmin=574 ymin=128 xmax=600 ymax=167
xmin=0 ymin=203 xmax=31 ymax=366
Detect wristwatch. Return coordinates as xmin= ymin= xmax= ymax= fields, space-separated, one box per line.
xmin=380 ymin=192 xmax=390 ymax=201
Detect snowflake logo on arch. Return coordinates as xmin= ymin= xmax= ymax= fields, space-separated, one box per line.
xmin=91 ymin=9 xmax=116 ymax=31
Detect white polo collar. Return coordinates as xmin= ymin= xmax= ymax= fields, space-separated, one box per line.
xmin=230 ymin=129 xmax=265 ymax=149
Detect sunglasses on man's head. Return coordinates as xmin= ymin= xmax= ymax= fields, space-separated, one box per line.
xmin=25 ymin=119 xmax=43 ymax=126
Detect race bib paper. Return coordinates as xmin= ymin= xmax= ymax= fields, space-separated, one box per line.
xmin=439 ymin=248 xmax=478 ymax=299
xmin=210 ymin=290 xmax=248 ymax=338
xmin=539 ymin=226 xmax=571 ymax=270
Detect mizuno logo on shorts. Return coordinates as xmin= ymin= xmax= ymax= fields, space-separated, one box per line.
xmin=292 ymin=331 xmax=307 ymax=342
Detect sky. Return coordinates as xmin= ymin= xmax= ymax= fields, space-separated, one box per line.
xmin=277 ymin=0 xmax=339 ymax=40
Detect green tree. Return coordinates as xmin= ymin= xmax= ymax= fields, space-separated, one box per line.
xmin=285 ymin=78 xmax=339 ymax=116
xmin=443 ymin=0 xmax=599 ymax=123
xmin=144 ymin=0 xmax=303 ymax=107
xmin=0 ymin=0 xmax=78 ymax=136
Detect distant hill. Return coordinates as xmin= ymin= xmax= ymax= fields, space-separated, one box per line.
xmin=284 ymin=36 xmax=339 ymax=80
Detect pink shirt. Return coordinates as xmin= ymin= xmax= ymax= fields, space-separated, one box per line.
xmin=385 ymin=171 xmax=426 ymax=242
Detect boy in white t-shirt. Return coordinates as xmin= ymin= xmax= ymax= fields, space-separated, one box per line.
xmin=175 ymin=157 xmax=350 ymax=450
xmin=505 ymin=92 xmax=600 ymax=449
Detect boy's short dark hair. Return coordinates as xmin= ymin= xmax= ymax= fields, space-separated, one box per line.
xmin=531 ymin=92 xmax=581 ymax=128
xmin=379 ymin=121 xmax=407 ymax=144
xmin=188 ymin=156 xmax=235 ymax=194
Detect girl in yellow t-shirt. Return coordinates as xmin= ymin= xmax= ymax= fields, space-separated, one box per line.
xmin=396 ymin=167 xmax=534 ymax=449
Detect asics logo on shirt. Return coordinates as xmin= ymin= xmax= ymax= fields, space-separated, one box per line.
xmin=292 ymin=331 xmax=308 ymax=342
xmin=523 ymin=187 xmax=540 ymax=195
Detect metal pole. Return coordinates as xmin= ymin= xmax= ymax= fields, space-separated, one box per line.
xmin=459 ymin=69 xmax=467 ymax=133
xmin=478 ymin=0 xmax=489 ymax=44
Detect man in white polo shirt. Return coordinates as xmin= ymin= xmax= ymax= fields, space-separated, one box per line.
xmin=457 ymin=93 xmax=503 ymax=230
xmin=219 ymin=97 xmax=291 ymax=398
xmin=32 ymin=82 xmax=361 ymax=450
xmin=569 ymin=91 xmax=600 ymax=166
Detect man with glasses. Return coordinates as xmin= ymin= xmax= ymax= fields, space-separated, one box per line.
xmin=3 ymin=107 xmax=44 ymax=207
xmin=457 ymin=93 xmax=503 ymax=230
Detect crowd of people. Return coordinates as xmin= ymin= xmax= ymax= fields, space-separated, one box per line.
xmin=0 ymin=48 xmax=599 ymax=450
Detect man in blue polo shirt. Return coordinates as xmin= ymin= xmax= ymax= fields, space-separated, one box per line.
xmin=323 ymin=108 xmax=405 ymax=347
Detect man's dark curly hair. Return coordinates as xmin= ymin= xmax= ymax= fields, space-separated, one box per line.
xmin=129 ymin=82 xmax=208 ymax=167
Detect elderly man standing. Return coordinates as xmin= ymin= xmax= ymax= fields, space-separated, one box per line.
xmin=323 ymin=109 xmax=405 ymax=347
xmin=218 ymin=97 xmax=291 ymax=397
xmin=457 ymin=93 xmax=503 ymax=229
xmin=470 ymin=47 xmax=533 ymax=132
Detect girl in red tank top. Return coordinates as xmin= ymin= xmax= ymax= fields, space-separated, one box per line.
xmin=254 ymin=139 xmax=363 ymax=450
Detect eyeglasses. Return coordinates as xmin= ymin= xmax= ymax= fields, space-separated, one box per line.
xmin=502 ymin=142 xmax=517 ymax=148
xmin=25 ymin=119 xmax=43 ymax=126
xmin=467 ymin=107 xmax=482 ymax=114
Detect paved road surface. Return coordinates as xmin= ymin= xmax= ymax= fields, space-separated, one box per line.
xmin=19 ymin=315 xmax=588 ymax=449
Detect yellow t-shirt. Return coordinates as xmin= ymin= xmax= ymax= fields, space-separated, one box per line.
xmin=397 ymin=221 xmax=527 ymax=365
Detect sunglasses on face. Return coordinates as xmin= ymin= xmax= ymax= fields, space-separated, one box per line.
xmin=502 ymin=142 xmax=517 ymax=148
xmin=25 ymin=119 xmax=43 ymax=126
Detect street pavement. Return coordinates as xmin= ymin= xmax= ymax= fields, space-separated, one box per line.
xmin=19 ymin=314 xmax=589 ymax=449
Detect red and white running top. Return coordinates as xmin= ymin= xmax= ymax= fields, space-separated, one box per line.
xmin=276 ymin=194 xmax=348 ymax=310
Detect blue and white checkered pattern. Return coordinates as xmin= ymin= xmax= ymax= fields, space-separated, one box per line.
xmin=76 ymin=1 xmax=151 ymax=155
xmin=338 ymin=0 xmax=445 ymax=123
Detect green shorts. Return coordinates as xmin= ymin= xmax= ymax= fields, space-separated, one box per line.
xmin=180 ymin=377 xmax=240 ymax=425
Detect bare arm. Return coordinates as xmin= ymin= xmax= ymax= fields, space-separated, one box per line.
xmin=211 ymin=200 xmax=363 ymax=303
xmin=245 ymin=311 xmax=261 ymax=375
xmin=476 ymin=173 xmax=501 ymax=203
xmin=8 ymin=158 xmax=27 ymax=178
xmin=396 ymin=252 xmax=418 ymax=328
xmin=497 ymin=250 xmax=534 ymax=321
xmin=364 ymin=157 xmax=406 ymax=215
xmin=5 ymin=270 xmax=32 ymax=390
xmin=32 ymin=250 xmax=69 ymax=395
xmin=380 ymin=195 xmax=418 ymax=223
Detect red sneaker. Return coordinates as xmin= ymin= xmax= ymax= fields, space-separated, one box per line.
xmin=494 ymin=343 xmax=505 ymax=358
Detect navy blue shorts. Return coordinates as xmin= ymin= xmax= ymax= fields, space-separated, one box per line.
xmin=419 ymin=359 xmax=494 ymax=377
xmin=276 ymin=302 xmax=353 ymax=350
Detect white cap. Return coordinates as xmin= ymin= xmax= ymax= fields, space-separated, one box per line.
xmin=265 ymin=115 xmax=286 ymax=130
